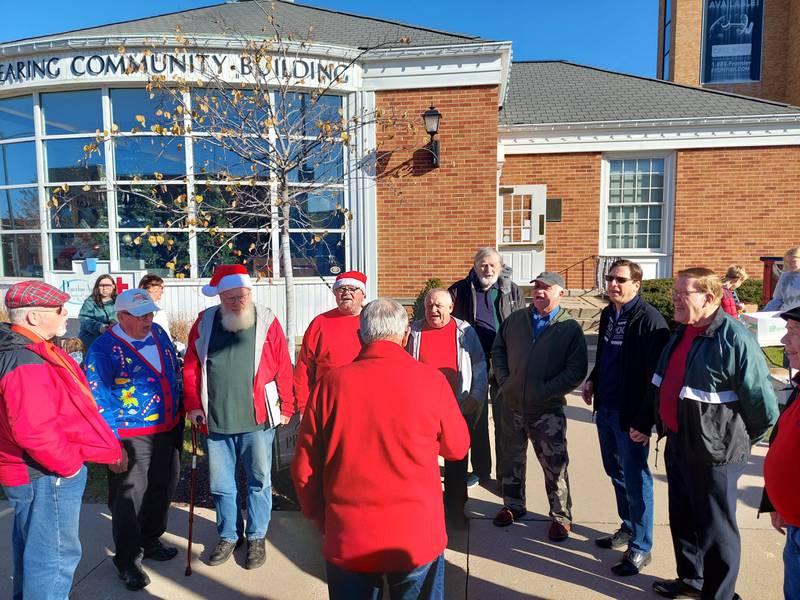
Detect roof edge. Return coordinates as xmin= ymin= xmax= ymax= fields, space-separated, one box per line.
xmin=509 ymin=60 xmax=800 ymax=112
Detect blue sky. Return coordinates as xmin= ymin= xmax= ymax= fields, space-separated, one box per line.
xmin=0 ymin=0 xmax=659 ymax=77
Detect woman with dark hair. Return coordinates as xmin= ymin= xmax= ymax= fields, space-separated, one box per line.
xmin=78 ymin=274 xmax=117 ymax=350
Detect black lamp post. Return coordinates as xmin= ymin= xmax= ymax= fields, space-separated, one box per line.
xmin=421 ymin=106 xmax=441 ymax=167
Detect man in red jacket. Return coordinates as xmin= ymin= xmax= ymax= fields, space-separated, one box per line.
xmin=0 ymin=281 xmax=121 ymax=600
xmin=293 ymin=270 xmax=366 ymax=416
xmin=292 ymin=298 xmax=470 ymax=600
xmin=183 ymin=264 xmax=295 ymax=570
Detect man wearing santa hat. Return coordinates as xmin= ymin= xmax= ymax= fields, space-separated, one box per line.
xmin=294 ymin=271 xmax=367 ymax=416
xmin=183 ymin=264 xmax=295 ymax=570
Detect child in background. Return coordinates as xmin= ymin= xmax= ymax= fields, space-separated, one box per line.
xmin=60 ymin=337 xmax=86 ymax=365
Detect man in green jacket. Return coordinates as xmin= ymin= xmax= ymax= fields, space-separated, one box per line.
xmin=631 ymin=267 xmax=778 ymax=600
xmin=491 ymin=272 xmax=588 ymax=541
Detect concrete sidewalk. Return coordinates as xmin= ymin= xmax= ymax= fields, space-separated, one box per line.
xmin=0 ymin=392 xmax=784 ymax=599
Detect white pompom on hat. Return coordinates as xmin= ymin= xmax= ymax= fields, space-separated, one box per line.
xmin=202 ymin=264 xmax=253 ymax=297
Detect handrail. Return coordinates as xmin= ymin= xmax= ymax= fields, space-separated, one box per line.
xmin=558 ymin=254 xmax=598 ymax=290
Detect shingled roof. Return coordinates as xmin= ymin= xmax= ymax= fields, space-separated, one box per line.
xmin=3 ymin=0 xmax=484 ymax=50
xmin=501 ymin=61 xmax=800 ymax=127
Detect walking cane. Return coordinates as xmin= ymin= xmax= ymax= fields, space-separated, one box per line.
xmin=185 ymin=417 xmax=201 ymax=576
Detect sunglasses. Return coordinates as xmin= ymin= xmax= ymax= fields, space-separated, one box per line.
xmin=604 ymin=275 xmax=632 ymax=284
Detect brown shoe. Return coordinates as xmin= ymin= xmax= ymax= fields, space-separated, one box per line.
xmin=492 ymin=506 xmax=526 ymax=527
xmin=548 ymin=520 xmax=570 ymax=541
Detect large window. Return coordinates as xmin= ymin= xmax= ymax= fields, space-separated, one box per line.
xmin=0 ymin=95 xmax=41 ymax=277
xmin=606 ymin=158 xmax=665 ymax=250
xmin=0 ymin=87 xmax=349 ymax=279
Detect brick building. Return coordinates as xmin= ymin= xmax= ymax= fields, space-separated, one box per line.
xmin=0 ymin=0 xmax=798 ymax=326
xmin=658 ymin=0 xmax=800 ymax=106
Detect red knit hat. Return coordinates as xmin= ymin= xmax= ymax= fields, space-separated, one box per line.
xmin=202 ymin=264 xmax=253 ymax=297
xmin=333 ymin=271 xmax=367 ymax=294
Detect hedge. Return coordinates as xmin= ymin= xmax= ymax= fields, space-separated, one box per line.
xmin=640 ymin=278 xmax=764 ymax=329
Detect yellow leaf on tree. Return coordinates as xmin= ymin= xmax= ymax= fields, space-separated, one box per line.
xmin=135 ymin=115 xmax=146 ymax=126
xmin=148 ymin=235 xmax=157 ymax=246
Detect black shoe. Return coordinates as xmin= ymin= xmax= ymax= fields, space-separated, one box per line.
xmin=595 ymin=528 xmax=632 ymax=549
xmin=245 ymin=537 xmax=266 ymax=570
xmin=114 ymin=560 xmax=150 ymax=591
xmin=611 ymin=549 xmax=651 ymax=576
xmin=208 ymin=538 xmax=241 ymax=566
xmin=652 ymin=578 xmax=702 ymax=599
xmin=142 ymin=541 xmax=178 ymax=561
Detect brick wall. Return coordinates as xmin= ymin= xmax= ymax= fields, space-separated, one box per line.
xmin=671 ymin=0 xmax=798 ymax=105
xmin=374 ymin=85 xmax=499 ymax=298
xmin=500 ymin=153 xmax=602 ymax=277
xmin=672 ymin=146 xmax=800 ymax=277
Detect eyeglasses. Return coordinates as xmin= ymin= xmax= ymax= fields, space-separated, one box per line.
xmin=220 ymin=292 xmax=251 ymax=304
xmin=604 ymin=275 xmax=632 ymax=284
xmin=35 ymin=306 xmax=66 ymax=316
xmin=119 ymin=311 xmax=152 ymax=321
xmin=671 ymin=290 xmax=706 ymax=300
xmin=335 ymin=286 xmax=361 ymax=295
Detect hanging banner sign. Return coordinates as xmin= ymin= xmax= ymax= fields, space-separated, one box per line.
xmin=701 ymin=0 xmax=764 ymax=84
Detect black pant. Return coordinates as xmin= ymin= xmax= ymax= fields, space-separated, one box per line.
xmin=108 ymin=424 xmax=183 ymax=567
xmin=443 ymin=456 xmax=468 ymax=520
xmin=469 ymin=382 xmax=492 ymax=480
xmin=665 ymin=435 xmax=746 ymax=600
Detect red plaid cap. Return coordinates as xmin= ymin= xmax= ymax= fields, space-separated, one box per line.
xmin=5 ymin=281 xmax=70 ymax=309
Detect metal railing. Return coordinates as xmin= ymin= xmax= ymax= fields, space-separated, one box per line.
xmin=558 ymin=254 xmax=621 ymax=291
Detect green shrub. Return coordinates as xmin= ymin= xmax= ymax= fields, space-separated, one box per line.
xmin=640 ymin=278 xmax=675 ymax=328
xmin=412 ymin=278 xmax=444 ymax=321
xmin=736 ymin=278 xmax=763 ymax=308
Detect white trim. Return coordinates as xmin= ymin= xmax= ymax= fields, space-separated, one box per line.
xmin=500 ymin=117 xmax=800 ymax=154
xmin=361 ymin=42 xmax=512 ymax=105
xmin=680 ymin=385 xmax=739 ymax=404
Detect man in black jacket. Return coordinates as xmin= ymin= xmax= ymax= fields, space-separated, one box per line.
xmin=449 ymin=247 xmax=524 ymax=484
xmin=582 ymin=260 xmax=669 ymax=576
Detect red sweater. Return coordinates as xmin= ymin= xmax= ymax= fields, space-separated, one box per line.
xmin=293 ymin=308 xmax=362 ymax=416
xmin=764 ymin=393 xmax=800 ymax=527
xmin=291 ymin=340 xmax=470 ymax=572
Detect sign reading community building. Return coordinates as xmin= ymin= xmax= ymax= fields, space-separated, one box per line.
xmin=701 ymin=0 xmax=764 ymax=84
xmin=0 ymin=50 xmax=353 ymax=89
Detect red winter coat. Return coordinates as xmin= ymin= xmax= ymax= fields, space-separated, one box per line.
xmin=0 ymin=325 xmax=121 ymax=486
xmin=292 ymin=340 xmax=470 ymax=572
xmin=183 ymin=304 xmax=296 ymax=432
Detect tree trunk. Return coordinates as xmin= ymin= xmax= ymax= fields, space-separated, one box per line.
xmin=280 ymin=185 xmax=296 ymax=361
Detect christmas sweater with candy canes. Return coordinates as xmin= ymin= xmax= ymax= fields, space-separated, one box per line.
xmin=84 ymin=323 xmax=182 ymax=439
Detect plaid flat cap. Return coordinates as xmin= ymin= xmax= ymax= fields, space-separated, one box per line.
xmin=5 ymin=281 xmax=70 ymax=309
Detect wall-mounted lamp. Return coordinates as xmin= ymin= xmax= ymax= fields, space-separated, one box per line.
xmin=421 ymin=106 xmax=441 ymax=168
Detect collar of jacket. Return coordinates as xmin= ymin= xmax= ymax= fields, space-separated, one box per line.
xmin=357 ymin=339 xmax=412 ymax=361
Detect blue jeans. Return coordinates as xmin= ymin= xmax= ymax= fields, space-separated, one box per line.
xmin=206 ymin=427 xmax=275 ymax=541
xmin=786 ymin=525 xmax=800 ymax=600
xmin=596 ymin=407 xmax=654 ymax=553
xmin=326 ymin=553 xmax=445 ymax=600
xmin=3 ymin=466 xmax=88 ymax=600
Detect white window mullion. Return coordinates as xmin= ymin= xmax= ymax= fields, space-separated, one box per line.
xmin=102 ymin=87 xmax=119 ymax=270
xmin=33 ymin=92 xmax=50 ymax=277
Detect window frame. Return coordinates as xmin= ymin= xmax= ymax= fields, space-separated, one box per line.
xmin=599 ymin=151 xmax=675 ymax=258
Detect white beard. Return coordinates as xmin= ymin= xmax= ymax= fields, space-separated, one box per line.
xmin=476 ymin=272 xmax=500 ymax=289
xmin=221 ymin=305 xmax=256 ymax=332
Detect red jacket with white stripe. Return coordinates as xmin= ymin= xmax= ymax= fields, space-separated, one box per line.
xmin=183 ymin=304 xmax=296 ymax=432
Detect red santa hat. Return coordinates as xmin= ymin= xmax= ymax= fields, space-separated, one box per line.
xmin=202 ymin=264 xmax=253 ymax=297
xmin=332 ymin=270 xmax=367 ymax=294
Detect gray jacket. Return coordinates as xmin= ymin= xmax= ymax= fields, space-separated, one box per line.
xmin=406 ymin=317 xmax=488 ymax=416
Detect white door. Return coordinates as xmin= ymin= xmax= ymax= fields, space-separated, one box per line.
xmin=498 ymin=184 xmax=547 ymax=286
